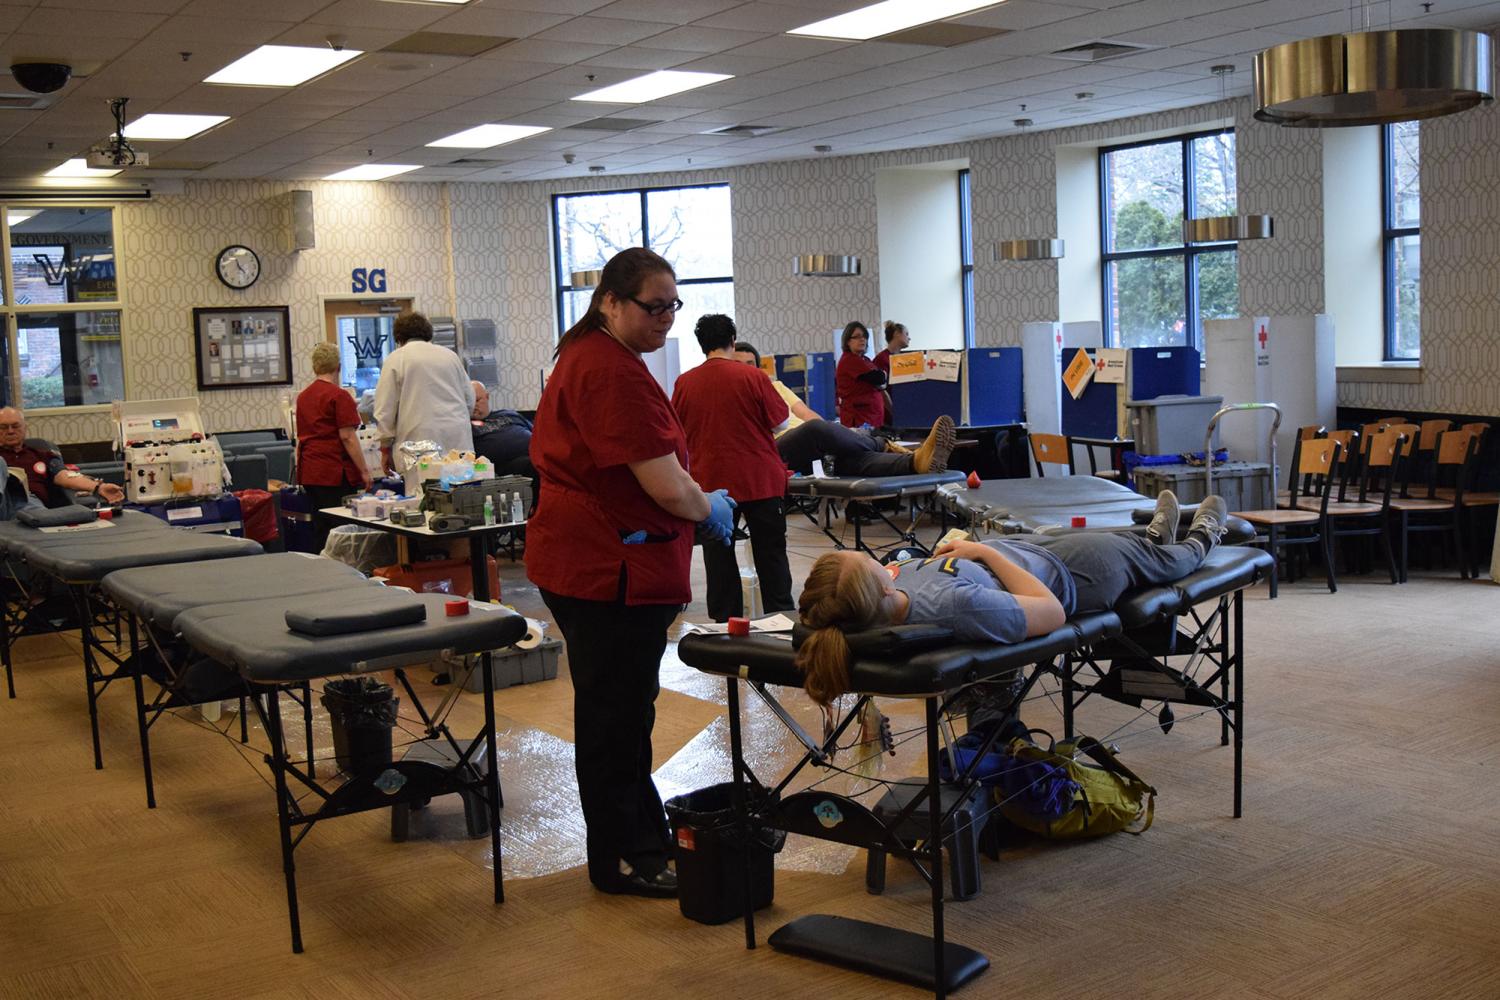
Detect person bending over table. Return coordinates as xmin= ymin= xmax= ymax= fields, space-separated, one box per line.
xmin=732 ymin=342 xmax=956 ymax=478
xmin=835 ymin=321 xmax=886 ymax=429
xmin=295 ymin=344 xmax=374 ymax=549
xmin=672 ymin=314 xmax=794 ymax=622
xmin=872 ymin=320 xmax=909 ymax=426
xmin=0 ymin=406 xmax=125 ymax=509
xmin=794 ymin=491 xmax=1229 ymax=704
xmin=528 ymin=247 xmax=736 ymax=900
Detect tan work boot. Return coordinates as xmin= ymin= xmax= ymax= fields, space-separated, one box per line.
xmin=883 ymin=439 xmax=912 ymax=455
xmin=911 ymin=415 xmax=957 ymax=474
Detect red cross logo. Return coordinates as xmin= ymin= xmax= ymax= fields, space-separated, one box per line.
xmin=1257 ymin=326 xmax=1268 ymax=349
xmin=926 ymin=358 xmax=938 ymax=370
xmin=1096 ymin=358 xmax=1106 ymax=372
xmin=1055 ymin=332 xmax=1063 ymax=346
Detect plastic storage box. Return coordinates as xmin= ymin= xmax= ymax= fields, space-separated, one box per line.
xmin=1126 ymin=395 xmax=1224 ymax=457
xmin=1134 ymin=461 xmax=1272 ymax=513
xmin=460 ymin=636 xmax=561 ymax=693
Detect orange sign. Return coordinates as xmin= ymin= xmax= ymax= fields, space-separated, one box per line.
xmin=889 ymin=350 xmax=925 ymax=384
xmin=1062 ymin=348 xmax=1096 ymax=400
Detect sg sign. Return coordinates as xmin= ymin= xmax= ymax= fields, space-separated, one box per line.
xmin=351 ymin=267 xmax=387 ymax=293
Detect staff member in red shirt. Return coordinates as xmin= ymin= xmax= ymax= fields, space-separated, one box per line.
xmin=0 ymin=406 xmax=124 ymax=507
xmin=295 ymin=343 xmax=373 ymax=549
xmin=529 ymin=247 xmax=735 ymax=899
xmin=672 ymin=313 xmax=793 ymax=621
xmin=835 ymin=321 xmax=886 ymax=428
xmin=872 ymin=320 xmax=909 ymax=426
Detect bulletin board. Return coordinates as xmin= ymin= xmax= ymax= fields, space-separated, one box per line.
xmin=193 ymin=306 xmax=292 ymax=390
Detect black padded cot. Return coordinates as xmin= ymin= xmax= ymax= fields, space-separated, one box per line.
xmin=675 ymin=545 xmax=1271 ymax=998
xmin=787 ymin=470 xmax=967 ymax=557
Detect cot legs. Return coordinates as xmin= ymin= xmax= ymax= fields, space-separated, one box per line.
xmin=262 ymin=687 xmax=305 ymax=953
xmin=727 ymin=679 xmax=756 ymax=950
xmin=127 ymin=614 xmax=157 ymax=809
xmin=480 ymin=649 xmax=504 ymax=904
xmin=1233 ymin=590 xmax=1244 ymax=819
xmin=925 ymin=697 xmax=947 ymax=1000
xmin=75 ymin=588 xmax=105 ymax=770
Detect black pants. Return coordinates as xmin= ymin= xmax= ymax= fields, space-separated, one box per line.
xmin=701 ymin=496 xmax=794 ymax=621
xmin=302 ymin=482 xmax=355 ymax=552
xmin=777 ymin=420 xmax=910 ymax=477
xmin=540 ymin=589 xmax=680 ymax=888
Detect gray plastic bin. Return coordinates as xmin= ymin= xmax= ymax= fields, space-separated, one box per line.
xmin=459 ymin=636 xmax=562 ymax=693
xmin=1134 ymin=461 xmax=1272 ymax=513
xmin=1126 ymin=395 xmax=1224 ymax=457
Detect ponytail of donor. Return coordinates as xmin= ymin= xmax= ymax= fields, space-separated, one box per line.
xmin=794 ymin=552 xmax=896 ymax=705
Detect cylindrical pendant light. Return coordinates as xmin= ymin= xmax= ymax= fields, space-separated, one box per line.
xmin=993 ymin=238 xmax=1065 ymax=261
xmin=1183 ymin=215 xmax=1274 ymax=243
xmin=568 ymin=269 xmax=602 ymax=289
xmin=1254 ymin=28 xmax=1493 ymax=126
xmin=793 ymin=254 xmax=861 ymax=277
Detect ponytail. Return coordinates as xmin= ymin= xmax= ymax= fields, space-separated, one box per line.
xmin=795 ymin=627 xmax=853 ymax=707
xmin=555 ymin=247 xmax=676 ymax=360
xmin=794 ymin=552 xmax=893 ymax=705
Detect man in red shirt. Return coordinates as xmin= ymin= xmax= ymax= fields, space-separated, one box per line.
xmin=872 ymin=321 xmax=909 ymax=426
xmin=0 ymin=406 xmax=124 ymax=509
xmin=672 ymin=314 xmax=794 ymax=621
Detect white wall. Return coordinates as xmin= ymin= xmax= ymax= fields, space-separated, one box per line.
xmin=1055 ymin=144 xmax=1102 ymax=326
xmin=875 ymin=164 xmax=964 ymax=350
xmin=1321 ymin=127 xmax=1384 ymax=366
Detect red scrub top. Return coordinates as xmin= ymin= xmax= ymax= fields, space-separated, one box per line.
xmin=295 ymin=379 xmax=362 ymax=487
xmin=873 ymin=348 xmax=894 ymax=425
xmin=671 ymin=357 xmax=789 ymax=503
xmin=528 ymin=328 xmax=695 ymax=606
xmin=836 ymin=350 xmax=885 ymax=428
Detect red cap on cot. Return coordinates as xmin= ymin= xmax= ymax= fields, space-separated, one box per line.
xmin=97 ymin=508 xmax=114 ymax=520
xmin=1071 ymin=515 xmax=1087 ymax=528
xmin=967 ymin=471 xmax=982 ymax=489
xmin=445 ymin=599 xmax=469 ymax=617
xmin=727 ymin=617 xmax=750 ymax=636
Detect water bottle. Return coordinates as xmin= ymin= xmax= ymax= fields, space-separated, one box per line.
xmin=510 ymin=492 xmax=524 ymax=523
xmin=482 ymin=494 xmax=495 ymax=526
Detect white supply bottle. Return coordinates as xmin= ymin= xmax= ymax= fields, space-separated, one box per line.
xmin=510 ymin=492 xmax=524 ymax=523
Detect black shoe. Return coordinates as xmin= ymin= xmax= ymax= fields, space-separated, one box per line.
xmin=596 ymin=866 xmax=678 ymax=899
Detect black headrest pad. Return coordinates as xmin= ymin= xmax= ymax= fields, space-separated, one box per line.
xmin=16 ymin=504 xmax=98 ymax=528
xmin=790 ymin=621 xmax=955 ymax=655
xmin=285 ymin=588 xmax=427 ymax=636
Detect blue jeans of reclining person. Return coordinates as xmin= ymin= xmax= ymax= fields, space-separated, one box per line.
xmin=776 ymin=420 xmax=911 ymax=478
xmin=1038 ymin=532 xmax=1207 ymax=613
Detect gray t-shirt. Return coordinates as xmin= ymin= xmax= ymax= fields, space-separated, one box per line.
xmin=889 ymin=538 xmax=1076 ymax=644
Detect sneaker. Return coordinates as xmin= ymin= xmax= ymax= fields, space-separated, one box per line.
xmin=1146 ymin=489 xmax=1180 ymax=546
xmin=912 ymin=415 xmax=957 ymax=474
xmin=1186 ymin=495 xmax=1229 ymax=554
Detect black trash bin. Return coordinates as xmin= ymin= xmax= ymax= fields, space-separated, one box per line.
xmin=320 ymin=677 xmax=400 ymax=776
xmin=665 ymin=783 xmax=784 ymax=925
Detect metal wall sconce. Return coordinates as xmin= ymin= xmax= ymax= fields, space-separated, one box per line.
xmin=793 ymin=254 xmax=861 ymax=277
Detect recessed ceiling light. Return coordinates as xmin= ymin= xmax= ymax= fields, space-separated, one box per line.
xmin=323 ymin=163 xmax=421 ymax=181
xmin=572 ymin=70 xmax=732 ymax=104
xmin=123 ymin=113 xmax=229 ymax=140
xmin=6 ymin=209 xmax=39 ymax=226
xmin=789 ymin=0 xmax=1005 ymax=41
xmin=426 ymin=123 xmax=551 ymax=148
xmin=45 ymin=158 xmax=121 ymax=178
xmin=378 ymin=0 xmax=472 ymax=5
xmin=205 ymin=45 xmax=363 ymax=87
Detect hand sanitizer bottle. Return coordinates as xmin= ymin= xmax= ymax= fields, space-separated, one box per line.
xmin=482 ymin=494 xmax=495 ymax=526
xmin=510 ymin=492 xmax=525 ymax=523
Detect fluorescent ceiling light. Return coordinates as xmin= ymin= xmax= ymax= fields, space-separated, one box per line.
xmin=205 ymin=45 xmax=363 ymax=87
xmin=378 ymin=0 xmax=473 ymax=5
xmin=6 ymin=210 xmax=39 ymax=227
xmin=572 ymin=70 xmax=732 ymax=104
xmin=427 ymin=123 xmax=552 ymax=149
xmin=123 ymin=113 xmax=229 ymax=140
xmin=789 ymin=0 xmax=1003 ymax=41
xmin=45 ymin=158 xmax=121 ymax=178
xmin=323 ymin=163 xmax=421 ymax=181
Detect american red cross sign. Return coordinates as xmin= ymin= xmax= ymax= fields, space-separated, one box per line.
xmin=1257 ymin=326 xmax=1268 ymax=349
xmin=926 ymin=358 xmax=937 ymax=370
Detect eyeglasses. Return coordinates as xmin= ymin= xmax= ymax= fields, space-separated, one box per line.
xmin=627 ymin=296 xmax=684 ymax=317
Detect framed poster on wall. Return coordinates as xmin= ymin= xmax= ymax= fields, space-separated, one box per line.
xmin=193 ymin=306 xmax=293 ymax=390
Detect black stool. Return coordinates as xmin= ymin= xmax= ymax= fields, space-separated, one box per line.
xmin=865 ymin=778 xmax=986 ymax=901
xmin=389 ymin=737 xmax=493 ymax=841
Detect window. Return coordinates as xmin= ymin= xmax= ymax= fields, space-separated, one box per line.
xmin=1 ymin=206 xmax=125 ymax=410
xmin=958 ymin=168 xmax=975 ymax=348
xmin=1383 ymin=121 xmax=1420 ymax=360
xmin=553 ymin=184 xmax=733 ymax=371
xmin=1099 ymin=130 xmax=1238 ymax=349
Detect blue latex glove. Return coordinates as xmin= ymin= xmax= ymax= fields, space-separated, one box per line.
xmin=699 ymin=489 xmax=737 ymax=546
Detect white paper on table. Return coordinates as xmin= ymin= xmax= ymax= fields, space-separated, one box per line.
xmin=680 ymin=613 xmax=797 ymax=636
xmin=810 ymin=460 xmax=829 ymax=479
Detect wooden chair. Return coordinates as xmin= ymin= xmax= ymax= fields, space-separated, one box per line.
xmin=1237 ymin=438 xmax=1341 ymax=598
xmin=1324 ymin=429 xmax=1359 ymax=503
xmin=1375 ymin=415 xmax=1407 ymax=426
xmin=1029 ymin=432 xmax=1071 ymax=477
xmin=1278 ymin=425 xmax=1325 ymax=505
xmin=1299 ymin=428 xmax=1403 ymax=584
xmin=1386 ymin=429 xmax=1466 ymax=582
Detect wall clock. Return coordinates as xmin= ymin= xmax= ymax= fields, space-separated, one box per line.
xmin=216 ymin=244 xmax=261 ymax=290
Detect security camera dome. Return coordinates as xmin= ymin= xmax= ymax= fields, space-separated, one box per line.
xmin=10 ymin=62 xmax=72 ymax=94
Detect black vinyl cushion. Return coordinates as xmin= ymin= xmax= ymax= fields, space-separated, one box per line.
xmin=16 ymin=504 xmax=97 ymax=528
xmin=768 ymin=914 xmax=990 ymax=993
xmin=786 ymin=470 xmax=966 ymax=499
xmin=286 ymin=588 xmax=427 ymax=636
xmin=22 ymin=531 xmax=262 ymax=583
xmin=789 ymin=622 xmax=954 ymax=655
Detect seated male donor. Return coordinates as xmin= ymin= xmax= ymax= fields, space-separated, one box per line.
xmin=671 ymin=314 xmax=794 ymax=621
xmin=732 ymin=342 xmax=956 ymax=479
xmin=0 ymin=406 xmax=125 ymax=510
xmin=469 ymin=381 xmax=536 ymax=479
xmin=794 ymin=491 xmax=1229 ymax=704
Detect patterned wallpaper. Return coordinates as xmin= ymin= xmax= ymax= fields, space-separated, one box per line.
xmin=27 ymin=92 xmax=1496 ymax=443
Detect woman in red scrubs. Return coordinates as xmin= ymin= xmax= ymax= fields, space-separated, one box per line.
xmin=528 ymin=247 xmax=735 ymax=899
xmin=835 ymin=321 xmax=886 ymax=428
xmin=295 ymin=342 xmax=373 ymax=549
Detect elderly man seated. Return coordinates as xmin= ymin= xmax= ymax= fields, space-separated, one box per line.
xmin=468 ymin=381 xmax=535 ymax=479
xmin=0 ymin=406 xmax=124 ymax=516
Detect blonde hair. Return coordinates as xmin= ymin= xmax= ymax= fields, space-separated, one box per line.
xmin=884 ymin=320 xmax=907 ymax=344
xmin=310 ymin=342 xmax=340 ymax=375
xmin=795 ymin=553 xmax=892 ymax=705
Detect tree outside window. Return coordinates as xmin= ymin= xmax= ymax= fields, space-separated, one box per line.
xmin=1100 ymin=130 xmax=1238 ymax=348
xmin=1383 ymin=121 xmax=1420 ymax=360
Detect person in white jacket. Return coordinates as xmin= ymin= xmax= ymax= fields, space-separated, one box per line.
xmin=372 ymin=311 xmax=475 ymax=471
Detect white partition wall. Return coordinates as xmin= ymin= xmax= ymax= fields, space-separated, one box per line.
xmin=1021 ymin=322 xmax=1066 ymax=438
xmin=642 ymin=339 xmax=682 ymax=397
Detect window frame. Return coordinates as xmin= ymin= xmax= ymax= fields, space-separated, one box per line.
xmin=551 ymin=182 xmax=733 ymax=336
xmin=0 ymin=201 xmax=129 ymax=413
xmin=1097 ymin=127 xmax=1237 ymax=350
xmin=1381 ymin=122 xmax=1421 ymax=362
xmin=958 ymin=168 xmax=975 ymax=349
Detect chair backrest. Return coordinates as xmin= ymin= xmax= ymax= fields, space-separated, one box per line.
xmin=1357 ymin=422 xmax=1387 ymax=452
xmin=1287 ymin=425 xmax=1323 ymax=492
xmin=1359 ymin=429 xmax=1405 ymax=506
xmin=1297 ymin=424 xmax=1323 ymax=440
xmin=1366 ymin=429 xmax=1403 ymax=468
xmin=1029 ymin=433 xmax=1071 ymax=478
xmin=1326 ymin=428 xmax=1359 ymax=500
xmin=1386 ymin=423 xmax=1421 ymax=457
xmin=1418 ymin=419 xmax=1452 ymax=450
xmin=1375 ymin=415 xmax=1407 ymax=426
xmin=1291 ymin=438 xmax=1341 ymax=512
xmin=1436 ymin=428 xmax=1475 ymax=466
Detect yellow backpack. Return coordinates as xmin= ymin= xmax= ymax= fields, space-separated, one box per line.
xmin=995 ymin=734 xmax=1156 ymax=839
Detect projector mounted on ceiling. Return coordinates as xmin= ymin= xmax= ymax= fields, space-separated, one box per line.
xmin=87 ymin=97 xmax=147 ymax=169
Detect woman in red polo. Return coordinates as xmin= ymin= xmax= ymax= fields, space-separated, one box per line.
xmin=528 ymin=247 xmax=734 ymax=899
xmin=835 ymin=320 xmax=886 ymax=428
xmin=295 ymin=342 xmax=373 ymax=549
